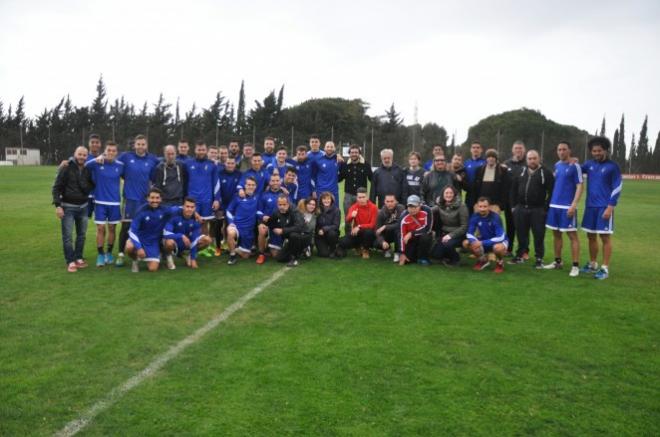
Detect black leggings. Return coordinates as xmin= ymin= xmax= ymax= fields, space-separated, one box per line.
xmin=315 ymin=230 xmax=339 ymax=257
xmin=338 ymin=229 xmax=376 ymax=254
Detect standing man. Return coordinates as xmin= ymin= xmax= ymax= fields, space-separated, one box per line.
xmin=473 ymin=149 xmax=510 ymax=214
xmin=464 ymin=141 xmax=486 ymax=212
xmin=339 ymin=144 xmax=373 ymax=215
xmin=544 ymin=141 xmax=583 ymax=277
xmin=580 ymin=136 xmax=622 ymax=280
xmin=177 ymin=139 xmax=191 ymax=163
xmin=85 ymin=141 xmax=125 ymax=266
xmin=238 ymin=143 xmax=255 ymax=172
xmin=370 ymin=148 xmax=404 ymax=207
xmin=312 ymin=141 xmax=341 ymax=202
xmin=421 ymin=154 xmax=456 ymax=207
xmin=423 ymin=145 xmax=445 ymax=171
xmin=116 ymin=134 xmax=160 ymax=267
xmin=52 ymin=146 xmax=94 ymax=272
xmin=503 ymin=140 xmax=527 ymax=256
xmin=398 ymin=195 xmax=433 ymax=266
xmin=509 ymin=150 xmax=554 ymax=268
xmin=374 ymin=194 xmax=405 ymax=262
xmin=262 ymin=136 xmax=277 ymax=168
xmin=307 ymin=134 xmax=323 ymax=162
xmin=228 ymin=139 xmax=241 ymax=164
xmin=152 ymin=145 xmax=187 ymax=207
xmin=266 ymin=146 xmax=295 ymax=178
xmin=293 ymin=145 xmax=315 ymax=200
xmin=238 ymin=153 xmax=269 ymax=195
xmin=401 ymin=151 xmax=425 ymax=200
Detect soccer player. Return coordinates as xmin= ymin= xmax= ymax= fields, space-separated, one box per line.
xmin=216 ymin=156 xmax=242 ymax=254
xmin=293 ymin=145 xmax=315 ymax=200
xmin=183 ymin=141 xmax=221 ymax=253
xmin=370 ymin=149 xmax=404 ymax=207
xmin=374 ymin=194 xmax=405 ymax=262
xmin=262 ymin=136 xmax=277 ymax=168
xmin=398 ymin=195 xmax=433 ymax=266
xmin=52 ymin=146 xmax=94 ymax=272
xmin=237 ymin=153 xmax=269 ymax=196
xmin=336 ymin=187 xmax=379 ymax=259
xmin=116 ymin=134 xmax=160 ymax=267
xmin=464 ymin=141 xmax=486 ymax=211
xmin=307 ymin=134 xmax=323 ymax=162
xmin=268 ymin=195 xmax=310 ymax=267
xmin=163 ymin=197 xmax=212 ymax=270
xmin=282 ymin=167 xmax=299 ymax=204
xmin=339 ymin=144 xmax=373 ymax=215
xmin=152 ymin=145 xmax=188 ymax=207
xmin=177 ymin=139 xmax=191 ymax=163
xmin=217 ymin=145 xmax=229 ymax=171
xmin=464 ymin=197 xmax=508 ymax=273
xmin=228 ymin=139 xmax=241 ymax=163
xmin=312 ymin=141 xmax=341 ymax=202
xmin=544 ymin=141 xmax=583 ymax=276
xmin=85 ymin=141 xmax=125 ymax=266
xmin=266 ymin=146 xmax=295 ymax=178
xmin=125 ymin=188 xmax=183 ymax=273
xmin=256 ymin=173 xmax=286 ymax=264
xmin=402 ymin=151 xmax=425 ymax=200
xmin=423 ymin=145 xmax=445 ymax=172
xmin=579 ymin=136 xmax=622 ymax=280
xmin=225 ymin=177 xmax=259 ymax=265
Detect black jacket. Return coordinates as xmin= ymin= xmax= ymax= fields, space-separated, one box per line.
xmin=152 ymin=160 xmax=187 ymax=204
xmin=370 ymin=164 xmax=404 ymax=205
xmin=52 ymin=159 xmax=94 ymax=206
xmin=376 ymin=203 xmax=405 ymax=232
xmin=316 ymin=205 xmax=341 ymax=234
xmin=510 ymin=165 xmax=555 ymax=209
xmin=339 ymin=160 xmax=372 ymax=195
xmin=268 ymin=208 xmax=307 ymax=236
xmin=401 ymin=167 xmax=425 ymax=200
xmin=473 ymin=164 xmax=511 ymax=209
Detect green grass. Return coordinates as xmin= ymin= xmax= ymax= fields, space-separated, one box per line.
xmin=1 ymin=166 xmax=659 ymax=436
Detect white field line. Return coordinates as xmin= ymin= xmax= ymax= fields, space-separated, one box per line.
xmin=54 ymin=267 xmax=289 ymax=437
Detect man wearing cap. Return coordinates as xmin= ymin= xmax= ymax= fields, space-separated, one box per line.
xmin=398 ymin=194 xmax=433 ymax=266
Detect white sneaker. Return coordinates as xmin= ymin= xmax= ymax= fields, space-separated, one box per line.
xmin=166 ymin=255 xmax=176 ymax=270
xmin=393 ymin=253 xmax=400 ymax=263
xmin=543 ymin=261 xmax=562 ymax=270
xmin=569 ymin=266 xmax=579 ymax=277
xmin=384 ymin=250 xmax=392 ymax=258
xmin=185 ymin=254 xmax=192 ymax=266
xmin=131 ymin=261 xmax=139 ymax=273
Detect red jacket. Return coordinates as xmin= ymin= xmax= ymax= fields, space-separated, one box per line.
xmin=399 ymin=205 xmax=433 ymax=250
xmin=346 ymin=201 xmax=378 ymax=229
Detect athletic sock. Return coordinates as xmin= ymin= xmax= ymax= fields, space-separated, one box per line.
xmin=601 ymin=265 xmax=609 ymax=272
xmin=106 ymin=244 xmax=113 ymax=254
xmin=97 ymin=246 xmax=104 ymax=255
xmin=555 ymin=257 xmax=561 ymax=264
xmin=572 ymin=261 xmax=579 ymax=267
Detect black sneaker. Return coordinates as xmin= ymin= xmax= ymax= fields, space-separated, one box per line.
xmin=286 ymin=258 xmax=299 ymax=267
xmin=507 ymin=256 xmax=525 ymax=265
xmin=227 ymin=254 xmax=238 ymax=265
xmin=534 ymin=259 xmax=544 ymax=269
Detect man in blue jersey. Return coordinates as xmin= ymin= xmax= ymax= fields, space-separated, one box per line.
xmin=266 ymin=146 xmax=295 ymax=178
xmin=463 ymin=197 xmax=508 ymax=273
xmin=177 ymin=139 xmax=191 ymax=163
xmin=125 ymin=188 xmax=184 ymax=273
xmin=312 ymin=141 xmax=341 ymax=201
xmin=293 ymin=145 xmax=314 ymax=199
xmin=282 ymin=167 xmax=299 ymax=205
xmin=85 ymin=141 xmax=125 ymax=267
xmin=307 ymin=134 xmax=323 ymax=162
xmin=225 ymin=177 xmax=259 ymax=265
xmin=237 ymin=153 xmax=269 ymax=196
xmin=215 ymin=156 xmax=242 ymax=255
xmin=543 ymin=141 xmax=584 ymax=276
xmin=464 ymin=141 xmax=487 ymax=211
xmin=228 ymin=139 xmax=241 ymax=165
xmin=163 ymin=197 xmax=212 ymax=270
xmin=115 ymin=134 xmax=160 ymax=267
xmin=579 ymin=136 xmax=622 ymax=280
xmin=262 ymin=136 xmax=277 ymax=168
xmin=423 ymin=145 xmax=445 ymax=172
xmin=183 ymin=141 xmax=221 ymax=254
xmin=256 ymin=173 xmax=286 ymax=264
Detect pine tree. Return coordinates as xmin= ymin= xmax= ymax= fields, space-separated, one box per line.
xmin=652 ymin=131 xmax=660 ymax=174
xmin=614 ymin=114 xmax=626 ymax=169
xmin=15 ymin=96 xmax=25 ymax=126
xmin=600 ymin=116 xmax=606 ymax=136
xmin=637 ymin=116 xmax=649 ymax=173
xmin=235 ymin=80 xmax=246 ymax=136
xmin=384 ymin=103 xmax=402 ymax=131
xmin=612 ymin=128 xmax=619 ymax=165
xmin=628 ymin=133 xmax=637 ymax=173
xmin=276 ymin=85 xmax=284 ymax=113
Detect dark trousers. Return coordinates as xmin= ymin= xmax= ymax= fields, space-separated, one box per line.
xmin=374 ymin=228 xmax=400 ymax=253
xmin=403 ymin=233 xmax=432 ymax=262
xmin=431 ymin=235 xmax=464 ymax=263
xmin=276 ymin=233 xmax=310 ymax=261
xmin=338 ymin=228 xmax=376 ymax=253
xmin=61 ymin=204 xmax=89 ymax=263
xmin=514 ymin=206 xmax=546 ymax=259
xmin=315 ymin=230 xmax=339 ymax=257
xmin=504 ymin=206 xmax=516 ymax=254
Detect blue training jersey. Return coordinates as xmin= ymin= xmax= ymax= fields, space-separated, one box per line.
xmin=163 ymin=212 xmax=202 ymax=259
xmin=85 ymin=159 xmax=124 ymax=204
xmin=581 ymin=159 xmax=622 ymax=208
xmin=118 ymin=152 xmax=159 ymax=201
xmin=285 ymin=182 xmax=299 ymax=204
xmin=550 ymin=161 xmax=583 ymax=208
xmin=257 ymin=188 xmax=284 ymax=221
xmin=423 ymin=159 xmax=434 ymax=172
xmin=184 ymin=158 xmax=220 ymax=204
xmin=226 ymin=194 xmax=258 ymax=229
xmin=464 ymin=158 xmax=486 ymax=184
xmin=307 ymin=150 xmax=323 ymax=163
xmin=294 ymin=158 xmax=314 ymax=199
xmin=265 ymin=159 xmax=296 ymax=179
xmin=466 ymin=211 xmax=507 ymax=245
xmin=312 ymin=153 xmax=340 ymax=195
xmin=261 ymin=152 xmax=276 ymax=169
xmin=129 ymin=205 xmax=181 ymax=247
xmin=218 ymin=169 xmax=242 ymax=207
xmin=237 ymin=168 xmax=270 ymax=194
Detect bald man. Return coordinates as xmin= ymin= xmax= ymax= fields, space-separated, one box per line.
xmin=151 ymin=145 xmax=188 ymax=207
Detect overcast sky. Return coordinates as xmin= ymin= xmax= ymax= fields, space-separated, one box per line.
xmin=1 ymin=0 xmax=659 ymax=148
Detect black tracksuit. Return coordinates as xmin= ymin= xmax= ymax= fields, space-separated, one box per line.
xmin=339 ymin=160 xmax=372 ymax=195
xmin=503 ymin=157 xmax=526 ymax=253
xmin=374 ymin=204 xmax=405 ymax=252
xmin=268 ymin=208 xmax=309 ymax=261
xmin=315 ymin=205 xmax=341 ymax=257
xmin=510 ymin=165 xmax=554 ymax=259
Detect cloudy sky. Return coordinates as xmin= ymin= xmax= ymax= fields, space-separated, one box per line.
xmin=1 ymin=0 xmax=659 ymax=147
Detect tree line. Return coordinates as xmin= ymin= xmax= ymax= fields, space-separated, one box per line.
xmin=1 ymin=75 xmax=659 ymax=173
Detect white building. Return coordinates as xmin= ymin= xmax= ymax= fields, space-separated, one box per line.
xmin=4 ymin=147 xmax=41 ymax=165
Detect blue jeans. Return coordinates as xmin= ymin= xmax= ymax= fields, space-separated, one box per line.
xmin=61 ymin=204 xmax=89 ymax=263
xmin=431 ymin=235 xmax=464 ymax=263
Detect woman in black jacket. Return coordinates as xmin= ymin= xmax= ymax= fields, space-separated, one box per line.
xmin=315 ymin=191 xmax=341 ymax=257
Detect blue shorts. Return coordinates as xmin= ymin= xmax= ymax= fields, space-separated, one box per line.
xmin=94 ymin=203 xmax=121 ymax=224
xmin=232 ymin=226 xmax=255 ymax=254
xmin=582 ymin=207 xmax=614 ymax=234
xmin=482 ymin=239 xmax=508 ymax=252
xmin=268 ymin=231 xmax=284 ymax=250
xmin=196 ymin=200 xmax=214 ymax=220
xmin=546 ymin=206 xmax=578 ymax=232
xmin=164 ymin=235 xmax=188 ymax=255
xmin=141 ymin=241 xmax=161 ymax=263
xmin=122 ymin=199 xmax=147 ymax=222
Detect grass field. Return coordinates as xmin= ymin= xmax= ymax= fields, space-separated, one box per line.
xmin=1 ymin=166 xmax=659 ymax=436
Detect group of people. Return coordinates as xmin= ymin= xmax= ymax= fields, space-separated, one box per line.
xmin=52 ymin=132 xmax=622 ymax=279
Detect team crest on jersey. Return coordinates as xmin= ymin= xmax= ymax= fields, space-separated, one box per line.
xmin=145 ymin=216 xmax=150 ymax=221
xmin=178 ymin=222 xmax=182 ymax=226
xmin=130 ymin=159 xmax=135 ymax=163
